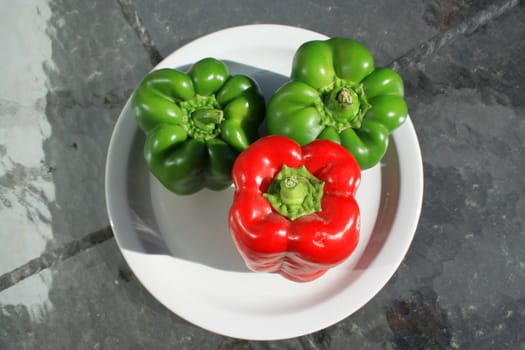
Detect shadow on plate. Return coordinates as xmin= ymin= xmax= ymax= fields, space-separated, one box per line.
xmin=354 ymin=141 xmax=401 ymax=270
xmin=123 ymin=62 xmax=288 ymax=272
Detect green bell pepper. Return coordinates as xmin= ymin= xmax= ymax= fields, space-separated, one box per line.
xmin=266 ymin=38 xmax=408 ymax=169
xmin=132 ymin=57 xmax=265 ymax=195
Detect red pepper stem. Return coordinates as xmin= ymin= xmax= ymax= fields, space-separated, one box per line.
xmin=280 ymin=176 xmax=307 ymax=205
xmin=263 ymin=165 xmax=324 ymax=221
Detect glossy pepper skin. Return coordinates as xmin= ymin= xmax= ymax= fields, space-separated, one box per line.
xmin=228 ymin=135 xmax=361 ymax=282
xmin=132 ymin=58 xmax=265 ymax=195
xmin=267 ymin=38 xmax=408 ymax=169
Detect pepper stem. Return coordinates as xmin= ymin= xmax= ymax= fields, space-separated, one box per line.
xmin=263 ymin=165 xmax=324 ymax=221
xmin=318 ymin=79 xmax=371 ymax=131
xmin=280 ymin=176 xmax=308 ymax=205
xmin=191 ymin=109 xmax=223 ymax=132
xmin=337 ymin=88 xmax=353 ymax=107
xmin=324 ymin=87 xmax=360 ymax=123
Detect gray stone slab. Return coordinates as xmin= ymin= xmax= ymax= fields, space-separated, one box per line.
xmin=1 ymin=0 xmax=524 ymax=349
xmin=0 ymin=240 xmax=223 ymax=350
xmin=0 ymin=0 xmax=151 ymax=274
xmin=42 ymin=0 xmax=151 ymax=248
xmin=133 ymin=0 xmax=510 ymax=67
xmin=379 ymin=6 xmax=525 ymax=349
xmin=133 ymin=0 xmax=441 ymax=66
xmin=0 ymin=1 xmax=57 ymax=275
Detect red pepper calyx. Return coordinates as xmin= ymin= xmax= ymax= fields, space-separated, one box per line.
xmin=263 ymin=165 xmax=324 ymax=220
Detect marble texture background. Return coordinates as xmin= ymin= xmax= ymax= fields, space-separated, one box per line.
xmin=0 ymin=0 xmax=524 ymax=349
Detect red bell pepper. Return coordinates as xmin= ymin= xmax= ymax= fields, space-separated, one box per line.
xmin=228 ymin=135 xmax=361 ymax=282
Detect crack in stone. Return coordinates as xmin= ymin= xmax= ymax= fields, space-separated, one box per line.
xmin=389 ymin=0 xmax=521 ymax=71
xmin=0 ymin=226 xmax=113 ymax=292
xmin=116 ymin=0 xmax=163 ymax=66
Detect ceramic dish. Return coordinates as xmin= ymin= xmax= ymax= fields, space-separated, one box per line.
xmin=105 ymin=24 xmax=424 ymax=340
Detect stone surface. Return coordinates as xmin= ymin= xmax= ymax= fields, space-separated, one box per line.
xmin=0 ymin=0 xmax=151 ymax=272
xmin=0 ymin=241 xmax=223 ymax=350
xmin=1 ymin=0 xmax=524 ymax=349
xmin=42 ymin=0 xmax=151 ymax=249
xmin=0 ymin=0 xmax=55 ymax=276
xmin=135 ymin=0 xmax=438 ymax=66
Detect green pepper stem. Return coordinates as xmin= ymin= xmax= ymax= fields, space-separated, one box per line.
xmin=337 ymin=88 xmax=353 ymax=107
xmin=318 ymin=79 xmax=371 ymax=131
xmin=325 ymin=87 xmax=360 ymax=122
xmin=191 ymin=109 xmax=223 ymax=131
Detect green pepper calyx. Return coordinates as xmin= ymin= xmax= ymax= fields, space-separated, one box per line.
xmin=180 ymin=95 xmax=223 ymax=141
xmin=318 ymin=78 xmax=371 ymax=132
xmin=263 ymin=165 xmax=324 ymax=220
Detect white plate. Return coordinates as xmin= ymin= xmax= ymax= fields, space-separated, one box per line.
xmin=105 ymin=24 xmax=423 ymax=340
